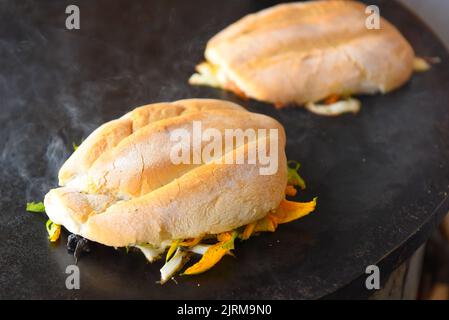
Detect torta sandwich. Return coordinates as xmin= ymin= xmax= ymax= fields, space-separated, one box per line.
xmin=189 ymin=1 xmax=416 ymax=115
xmin=35 ymin=99 xmax=316 ymax=282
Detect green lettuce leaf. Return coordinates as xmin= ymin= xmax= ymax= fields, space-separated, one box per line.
xmin=26 ymin=201 xmax=45 ymax=213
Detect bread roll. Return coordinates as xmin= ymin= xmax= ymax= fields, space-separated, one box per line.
xmin=189 ymin=1 xmax=415 ymax=107
xmin=44 ymin=99 xmax=287 ymax=247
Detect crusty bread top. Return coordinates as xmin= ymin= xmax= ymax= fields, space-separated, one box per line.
xmin=58 ymin=99 xmax=245 ymax=187
xmin=45 ymin=99 xmax=288 ymax=247
xmin=202 ymin=0 xmax=414 ymax=105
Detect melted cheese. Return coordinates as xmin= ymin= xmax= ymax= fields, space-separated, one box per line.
xmin=189 ymin=62 xmax=227 ymax=88
xmin=305 ymin=98 xmax=361 ymax=116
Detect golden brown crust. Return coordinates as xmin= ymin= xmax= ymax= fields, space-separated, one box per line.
xmin=58 ymin=99 xmax=245 ymax=186
xmin=85 ymin=139 xmax=287 ymax=246
xmin=196 ymin=0 xmax=415 ymax=105
xmin=44 ymin=99 xmax=288 ymax=247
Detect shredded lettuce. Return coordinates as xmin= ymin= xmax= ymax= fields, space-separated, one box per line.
xmin=135 ymin=245 xmax=165 ymax=263
xmin=179 ymin=236 xmax=203 ymax=247
xmin=72 ymin=138 xmax=84 ymax=151
xmin=166 ymin=239 xmax=182 ymax=262
xmin=45 ymin=219 xmax=61 ymax=242
xmin=160 ymin=248 xmax=189 ymax=283
xmin=188 ymin=244 xmax=212 ymax=255
xmin=26 ymin=201 xmax=45 ymax=213
xmin=221 ymin=231 xmax=239 ymax=250
xmin=287 ymin=160 xmax=306 ymax=190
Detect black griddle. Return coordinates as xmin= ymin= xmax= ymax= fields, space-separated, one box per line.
xmin=1 ymin=0 xmax=449 ymax=299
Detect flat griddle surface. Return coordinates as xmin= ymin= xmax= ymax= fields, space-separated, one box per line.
xmin=1 ymin=0 xmax=449 ymax=299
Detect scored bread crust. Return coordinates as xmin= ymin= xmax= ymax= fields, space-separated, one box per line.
xmin=192 ymin=0 xmax=415 ymax=106
xmin=44 ymin=99 xmax=288 ymax=247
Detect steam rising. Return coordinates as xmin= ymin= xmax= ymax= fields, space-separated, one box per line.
xmin=0 ymin=0 xmax=239 ymax=205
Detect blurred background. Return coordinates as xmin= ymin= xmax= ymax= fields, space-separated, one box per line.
xmin=0 ymin=0 xmax=447 ymax=300
xmin=399 ymin=0 xmax=449 ymax=50
xmin=399 ymin=0 xmax=449 ymax=300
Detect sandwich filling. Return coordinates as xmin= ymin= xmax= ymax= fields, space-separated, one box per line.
xmin=29 ymin=99 xmax=317 ymax=283
xmin=189 ymin=62 xmax=248 ymax=99
xmin=30 ymin=159 xmax=316 ymax=283
xmin=189 ymin=1 xmax=415 ymax=110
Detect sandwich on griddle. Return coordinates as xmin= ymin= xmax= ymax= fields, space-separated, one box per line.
xmin=38 ymin=99 xmax=315 ymax=282
xmin=189 ymin=1 xmax=415 ymax=115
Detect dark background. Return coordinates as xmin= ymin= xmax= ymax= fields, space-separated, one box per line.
xmin=0 ymin=0 xmax=449 ymax=299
